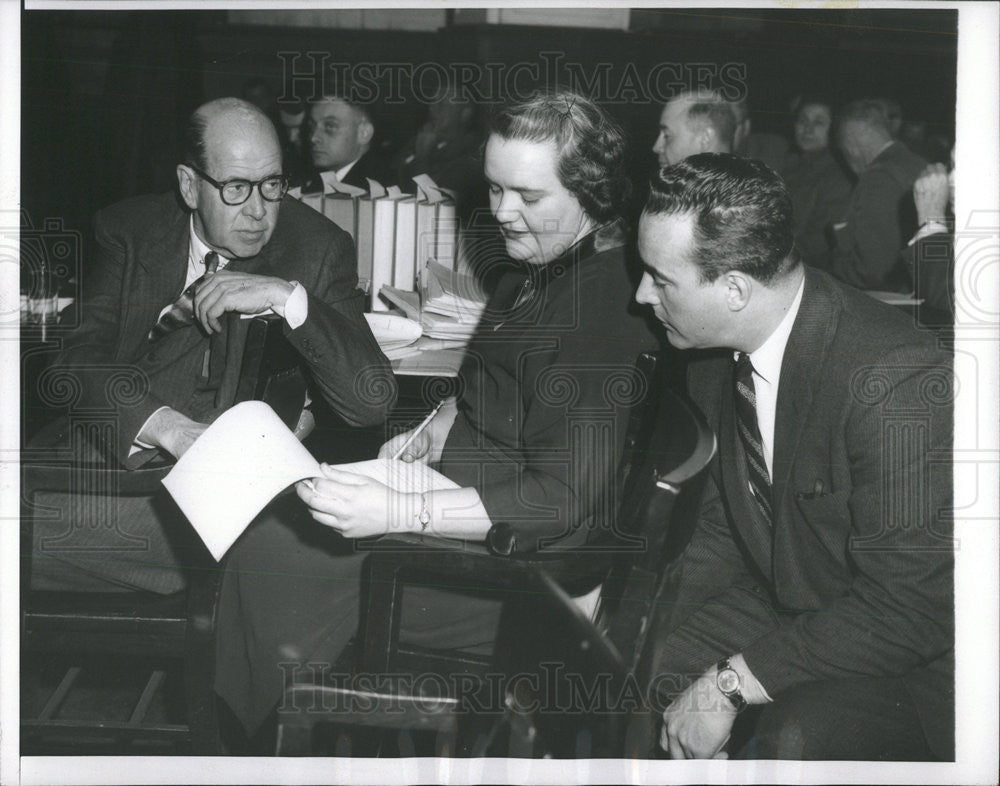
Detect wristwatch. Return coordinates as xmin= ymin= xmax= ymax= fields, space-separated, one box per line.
xmin=416 ymin=493 xmax=431 ymax=532
xmin=716 ymin=657 xmax=747 ymax=711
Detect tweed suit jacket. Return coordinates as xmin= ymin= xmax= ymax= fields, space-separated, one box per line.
xmin=55 ymin=191 xmax=396 ymax=467
xmin=661 ymin=267 xmax=954 ymax=759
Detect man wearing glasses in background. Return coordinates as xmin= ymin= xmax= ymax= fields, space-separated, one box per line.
xmin=32 ymin=97 xmax=394 ymax=595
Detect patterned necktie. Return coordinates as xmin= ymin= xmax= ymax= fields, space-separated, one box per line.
xmin=147 ymin=251 xmax=219 ymax=342
xmin=734 ymin=352 xmax=773 ymax=525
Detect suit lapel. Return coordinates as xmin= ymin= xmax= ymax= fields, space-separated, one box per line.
xmin=771 ymin=268 xmax=842 ymax=512
xmin=121 ymin=203 xmax=190 ymax=362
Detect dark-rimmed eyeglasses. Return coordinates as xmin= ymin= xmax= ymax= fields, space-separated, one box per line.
xmin=189 ymin=164 xmax=289 ymax=206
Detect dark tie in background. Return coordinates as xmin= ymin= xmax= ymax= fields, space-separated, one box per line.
xmin=147 ymin=250 xmax=219 ymax=341
xmin=734 ymin=352 xmax=773 ymax=525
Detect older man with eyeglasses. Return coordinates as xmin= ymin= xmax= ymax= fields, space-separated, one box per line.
xmin=33 ymin=97 xmax=394 ymax=595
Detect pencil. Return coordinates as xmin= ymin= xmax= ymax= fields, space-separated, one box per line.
xmin=391 ymin=399 xmax=445 ymax=460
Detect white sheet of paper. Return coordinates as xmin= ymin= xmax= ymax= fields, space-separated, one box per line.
xmin=161 ymin=401 xmax=462 ymax=560
xmin=335 ymin=457 xmax=459 ymax=493
xmin=162 ymin=401 xmax=320 ymax=561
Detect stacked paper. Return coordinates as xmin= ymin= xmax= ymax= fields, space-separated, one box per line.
xmin=420 ymin=260 xmax=485 ymax=339
xmin=380 ymin=261 xmax=485 ymax=341
xmin=364 ymin=312 xmax=422 ymax=354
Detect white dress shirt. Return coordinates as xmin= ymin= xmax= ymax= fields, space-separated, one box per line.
xmin=334 ymin=157 xmax=361 ymax=184
xmin=737 ymin=277 xmax=805 ymax=479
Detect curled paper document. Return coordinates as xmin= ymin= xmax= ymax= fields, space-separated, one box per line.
xmin=162 ymin=401 xmax=458 ymax=560
xmin=162 ymin=402 xmax=320 ymax=560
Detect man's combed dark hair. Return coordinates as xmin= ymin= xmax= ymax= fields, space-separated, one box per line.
xmin=488 ymin=89 xmax=630 ymax=223
xmin=313 ymin=88 xmax=375 ymax=126
xmin=646 ymin=153 xmax=797 ymax=284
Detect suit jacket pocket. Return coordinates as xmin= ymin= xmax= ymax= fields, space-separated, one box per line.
xmin=787 ymin=489 xmax=853 ymax=599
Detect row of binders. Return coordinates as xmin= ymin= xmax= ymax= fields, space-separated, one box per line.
xmin=291 ymin=173 xmax=461 ymax=312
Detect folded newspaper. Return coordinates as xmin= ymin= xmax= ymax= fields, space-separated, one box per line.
xmin=161 ymin=401 xmax=457 ymax=560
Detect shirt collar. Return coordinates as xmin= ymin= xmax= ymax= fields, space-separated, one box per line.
xmin=872 ymin=139 xmax=896 ymax=163
xmin=188 ymin=214 xmax=229 ymax=269
xmin=737 ymin=276 xmax=805 ymax=385
xmin=334 ymin=155 xmax=362 ymax=184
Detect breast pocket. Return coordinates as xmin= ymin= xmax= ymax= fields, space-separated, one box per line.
xmin=788 ymin=489 xmax=853 ymax=596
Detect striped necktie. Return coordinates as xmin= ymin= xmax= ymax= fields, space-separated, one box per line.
xmin=147 ymin=251 xmax=219 ymax=342
xmin=734 ymin=352 xmax=773 ymax=525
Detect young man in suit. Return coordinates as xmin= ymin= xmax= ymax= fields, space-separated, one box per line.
xmin=33 ymin=97 xmax=395 ymax=593
xmin=635 ymin=154 xmax=953 ymax=760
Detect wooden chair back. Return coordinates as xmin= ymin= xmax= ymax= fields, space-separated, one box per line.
xmin=21 ymin=315 xmax=304 ymax=754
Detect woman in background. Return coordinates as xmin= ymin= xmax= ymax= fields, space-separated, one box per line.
xmin=780 ymin=96 xmax=853 ymax=268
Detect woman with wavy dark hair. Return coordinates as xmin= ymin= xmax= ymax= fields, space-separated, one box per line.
xmin=215 ymin=89 xmax=657 ymax=739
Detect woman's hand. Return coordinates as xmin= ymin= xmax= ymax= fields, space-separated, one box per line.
xmin=378 ymin=427 xmax=433 ymax=464
xmin=296 ymin=465 xmax=414 ymax=539
xmin=377 ymin=398 xmax=459 ymax=464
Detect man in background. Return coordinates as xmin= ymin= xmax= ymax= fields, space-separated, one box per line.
xmin=652 ymin=89 xmax=736 ymax=167
xmin=828 ymin=98 xmax=928 ymax=291
xmin=396 ymin=82 xmax=483 ymax=197
xmin=303 ymin=92 xmax=393 ymax=191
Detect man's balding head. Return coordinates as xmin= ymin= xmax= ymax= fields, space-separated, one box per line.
xmin=836 ymin=99 xmax=895 ymax=175
xmin=184 ymin=97 xmax=280 ymax=172
xmin=652 ymin=90 xmax=736 ymax=167
xmin=177 ymin=98 xmax=284 ymax=259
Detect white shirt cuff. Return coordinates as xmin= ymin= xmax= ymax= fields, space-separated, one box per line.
xmin=282 ymin=282 xmax=308 ymax=330
xmin=130 ymin=405 xmax=170 ymax=456
xmin=908 ymin=221 xmax=949 ymax=246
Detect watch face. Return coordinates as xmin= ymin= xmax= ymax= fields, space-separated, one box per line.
xmin=717 ymin=668 xmax=740 ymax=694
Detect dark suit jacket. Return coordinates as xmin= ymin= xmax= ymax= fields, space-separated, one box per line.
xmin=903 ymin=231 xmax=954 ymax=319
xmin=828 ymin=141 xmax=927 ymax=291
xmin=658 ymin=267 xmax=953 ymax=758
xmin=300 ymin=150 xmax=395 ymax=194
xmin=780 ymin=148 xmax=852 ymax=268
xmin=55 ymin=192 xmax=396 ymax=467
xmin=438 ymin=220 xmax=658 ymax=552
